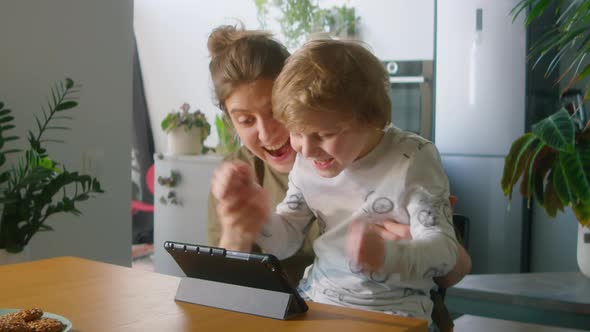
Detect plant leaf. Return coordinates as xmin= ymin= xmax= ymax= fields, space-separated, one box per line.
xmin=54 ymin=101 xmax=78 ymax=112
xmin=573 ymin=201 xmax=590 ymax=227
xmin=544 ymin=170 xmax=563 ymax=217
xmin=532 ymin=108 xmax=575 ymax=152
xmin=560 ymin=142 xmax=590 ymax=204
xmin=523 ymin=142 xmax=547 ymax=206
xmin=527 ymin=0 xmax=551 ymax=25
xmin=553 ymin=158 xmax=575 ymax=206
xmin=501 ymin=133 xmax=539 ymax=198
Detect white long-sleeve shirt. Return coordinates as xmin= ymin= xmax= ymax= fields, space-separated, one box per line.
xmin=257 ymin=127 xmax=458 ymax=322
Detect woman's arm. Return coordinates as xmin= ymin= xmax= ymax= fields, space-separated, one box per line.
xmin=434 ymin=243 xmax=471 ymax=288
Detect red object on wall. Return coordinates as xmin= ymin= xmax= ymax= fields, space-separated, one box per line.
xmin=131 ymin=164 xmax=155 ymax=214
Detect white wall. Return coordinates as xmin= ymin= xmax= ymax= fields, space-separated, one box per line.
xmin=134 ymin=0 xmax=259 ymax=154
xmin=0 ymin=1 xmax=133 ymax=266
xmin=134 ymin=1 xmax=435 ymax=154
xmin=352 ymin=0 xmax=434 ymax=61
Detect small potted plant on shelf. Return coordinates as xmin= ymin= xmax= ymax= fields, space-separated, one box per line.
xmin=503 ymin=0 xmax=590 ymax=277
xmin=161 ymin=103 xmax=211 ymax=155
xmin=0 ymin=78 xmax=104 ymax=260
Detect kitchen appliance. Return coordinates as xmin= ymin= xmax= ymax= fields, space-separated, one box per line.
xmin=382 ymin=60 xmax=434 ymax=140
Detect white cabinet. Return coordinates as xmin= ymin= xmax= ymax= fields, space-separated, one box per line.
xmin=153 ymin=154 xmax=222 ymax=276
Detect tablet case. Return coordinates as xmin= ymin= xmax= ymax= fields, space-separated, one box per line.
xmin=164 ymin=241 xmax=308 ymax=320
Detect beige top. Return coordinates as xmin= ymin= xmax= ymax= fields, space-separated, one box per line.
xmin=207 ymin=146 xmax=319 ymax=284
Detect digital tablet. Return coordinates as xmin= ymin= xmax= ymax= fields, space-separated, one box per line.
xmin=163 ymin=241 xmax=308 ymax=314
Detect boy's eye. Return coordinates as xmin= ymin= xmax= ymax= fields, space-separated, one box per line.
xmin=318 ymin=132 xmax=335 ymax=139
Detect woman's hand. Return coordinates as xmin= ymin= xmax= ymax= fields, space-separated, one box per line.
xmin=211 ymin=160 xmax=270 ymax=251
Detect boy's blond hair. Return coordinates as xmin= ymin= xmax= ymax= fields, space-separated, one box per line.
xmin=272 ymin=39 xmax=391 ymax=131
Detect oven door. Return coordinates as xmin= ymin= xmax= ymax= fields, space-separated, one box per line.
xmin=386 ymin=61 xmax=433 ymax=140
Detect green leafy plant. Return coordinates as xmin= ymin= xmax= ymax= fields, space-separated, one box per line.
xmin=502 ymin=0 xmax=590 ymax=226
xmin=161 ymin=103 xmax=211 ymax=137
xmin=0 ymin=78 xmax=104 ymax=253
xmin=254 ymin=0 xmax=360 ymax=49
xmin=215 ymin=114 xmax=240 ymax=156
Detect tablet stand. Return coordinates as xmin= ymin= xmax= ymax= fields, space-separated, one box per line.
xmin=175 ymin=277 xmax=299 ymax=320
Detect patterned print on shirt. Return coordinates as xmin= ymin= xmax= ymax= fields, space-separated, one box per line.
xmin=286 ymin=193 xmax=304 ymax=210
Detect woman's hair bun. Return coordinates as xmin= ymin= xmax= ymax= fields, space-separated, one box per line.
xmin=207 ymin=24 xmax=273 ymax=57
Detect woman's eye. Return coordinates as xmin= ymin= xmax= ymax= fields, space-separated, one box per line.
xmin=237 ymin=116 xmax=255 ymax=125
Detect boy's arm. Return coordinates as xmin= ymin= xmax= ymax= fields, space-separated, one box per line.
xmin=256 ymin=173 xmax=315 ymax=260
xmin=382 ymin=143 xmax=459 ymax=281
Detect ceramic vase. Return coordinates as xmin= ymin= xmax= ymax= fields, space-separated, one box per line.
xmin=167 ymin=127 xmax=202 ymax=155
xmin=578 ymin=224 xmax=590 ymax=278
xmin=0 ymin=247 xmax=29 ymax=265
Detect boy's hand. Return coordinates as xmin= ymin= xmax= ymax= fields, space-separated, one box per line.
xmin=211 ymin=160 xmax=270 ymax=251
xmin=346 ymin=217 xmax=413 ymax=272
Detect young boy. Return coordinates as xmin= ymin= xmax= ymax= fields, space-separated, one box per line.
xmin=212 ymin=40 xmax=458 ymax=329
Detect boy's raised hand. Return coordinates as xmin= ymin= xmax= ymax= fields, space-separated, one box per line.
xmin=346 ymin=217 xmax=413 ymax=272
xmin=211 ymin=160 xmax=270 ymax=251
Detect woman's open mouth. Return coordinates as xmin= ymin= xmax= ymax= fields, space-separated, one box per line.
xmin=264 ymin=139 xmax=293 ymax=161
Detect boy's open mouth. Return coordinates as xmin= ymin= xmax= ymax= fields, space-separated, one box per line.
xmin=312 ymin=158 xmax=334 ymax=169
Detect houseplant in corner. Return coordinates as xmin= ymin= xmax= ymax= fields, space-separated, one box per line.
xmin=0 ymin=78 xmax=103 ymax=263
xmin=503 ymin=0 xmax=590 ymax=276
xmin=161 ymin=103 xmax=211 ymax=155
xmin=254 ymin=0 xmax=360 ymax=49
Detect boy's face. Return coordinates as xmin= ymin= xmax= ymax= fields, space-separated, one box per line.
xmin=225 ymin=80 xmax=296 ymax=174
xmin=290 ymin=111 xmax=383 ymax=178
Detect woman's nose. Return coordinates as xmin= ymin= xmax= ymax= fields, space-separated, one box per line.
xmin=257 ymin=119 xmax=278 ymax=143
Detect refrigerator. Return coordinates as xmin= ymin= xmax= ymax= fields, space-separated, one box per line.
xmin=435 ymin=0 xmax=526 ymax=273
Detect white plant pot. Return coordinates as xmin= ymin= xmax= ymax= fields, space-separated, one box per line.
xmin=578 ymin=224 xmax=590 ymax=278
xmin=0 ymin=247 xmax=30 ymax=265
xmin=167 ymin=127 xmax=203 ymax=155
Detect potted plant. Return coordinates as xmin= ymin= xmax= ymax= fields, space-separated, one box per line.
xmin=502 ymin=0 xmax=589 ymax=276
xmin=161 ymin=103 xmax=211 ymax=155
xmin=0 ymin=78 xmax=103 ymax=260
xmin=254 ymin=0 xmax=360 ymax=49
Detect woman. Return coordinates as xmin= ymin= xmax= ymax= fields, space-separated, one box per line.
xmin=206 ymin=24 xmax=470 ymax=331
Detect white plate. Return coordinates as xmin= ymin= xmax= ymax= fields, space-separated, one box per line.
xmin=0 ymin=308 xmax=72 ymax=331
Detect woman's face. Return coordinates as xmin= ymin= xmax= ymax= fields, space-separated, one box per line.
xmin=224 ymin=79 xmax=295 ymax=173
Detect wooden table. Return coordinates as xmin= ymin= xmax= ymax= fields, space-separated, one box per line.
xmin=0 ymin=257 xmax=427 ymax=332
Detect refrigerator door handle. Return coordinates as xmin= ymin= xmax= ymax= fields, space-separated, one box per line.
xmin=389 ymin=76 xmax=427 ymax=84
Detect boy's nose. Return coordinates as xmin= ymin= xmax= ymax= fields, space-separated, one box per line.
xmin=297 ymin=136 xmax=318 ymax=158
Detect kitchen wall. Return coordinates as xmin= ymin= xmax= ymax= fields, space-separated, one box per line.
xmin=134 ymin=0 xmax=259 ymax=154
xmin=134 ymin=0 xmax=435 ymax=154
xmin=0 ymin=0 xmax=133 ymax=266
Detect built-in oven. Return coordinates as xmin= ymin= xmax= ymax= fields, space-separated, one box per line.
xmin=382 ymin=60 xmax=434 ymax=140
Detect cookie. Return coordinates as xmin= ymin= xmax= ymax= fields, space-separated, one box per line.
xmin=0 ymin=317 xmax=29 ymax=332
xmin=27 ymin=317 xmax=65 ymax=332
